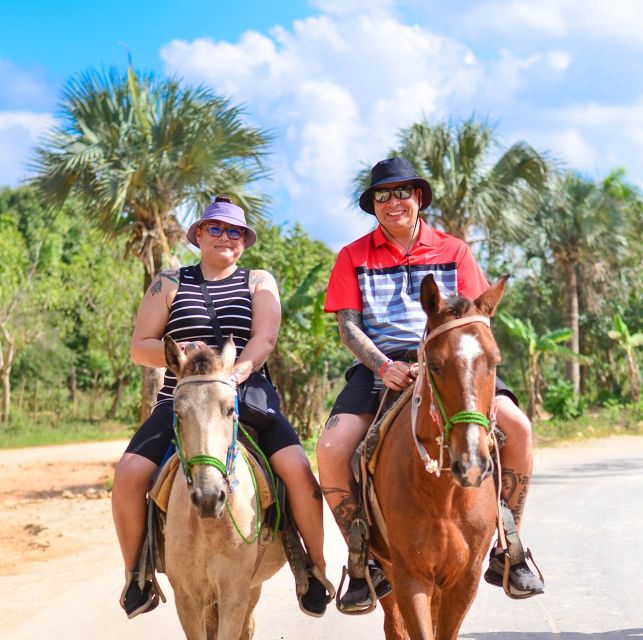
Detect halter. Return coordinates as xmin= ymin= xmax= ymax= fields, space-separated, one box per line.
xmin=172 ymin=375 xmax=239 ymax=485
xmin=411 ymin=315 xmax=495 ymax=476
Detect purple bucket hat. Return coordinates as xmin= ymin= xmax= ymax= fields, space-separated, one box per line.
xmin=186 ymin=197 xmax=257 ymax=249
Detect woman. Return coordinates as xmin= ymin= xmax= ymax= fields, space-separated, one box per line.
xmin=112 ymin=196 xmax=330 ymax=619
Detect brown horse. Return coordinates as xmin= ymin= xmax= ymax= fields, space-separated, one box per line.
xmin=163 ymin=338 xmax=286 ymax=640
xmin=371 ymin=274 xmax=508 ymax=639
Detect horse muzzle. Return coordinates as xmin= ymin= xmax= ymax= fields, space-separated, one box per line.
xmin=190 ymin=470 xmax=228 ymax=518
xmin=450 ymin=452 xmax=494 ymax=488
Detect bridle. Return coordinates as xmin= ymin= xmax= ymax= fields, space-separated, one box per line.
xmin=172 ymin=375 xmax=239 ymax=485
xmin=411 ymin=315 xmax=496 ymax=476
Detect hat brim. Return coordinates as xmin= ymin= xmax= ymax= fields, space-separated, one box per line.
xmin=359 ymin=177 xmax=432 ymax=215
xmin=187 ymin=214 xmax=257 ymax=249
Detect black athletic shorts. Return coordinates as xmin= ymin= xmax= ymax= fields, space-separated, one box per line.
xmin=125 ymin=399 xmax=301 ymax=466
xmin=328 ymin=363 xmax=519 ymax=419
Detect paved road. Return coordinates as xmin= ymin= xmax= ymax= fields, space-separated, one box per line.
xmin=3 ymin=435 xmax=643 ymax=639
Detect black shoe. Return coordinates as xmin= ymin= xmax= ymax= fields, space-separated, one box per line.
xmin=339 ymin=563 xmax=392 ymax=613
xmin=299 ymin=575 xmax=328 ymax=618
xmin=121 ymin=576 xmax=159 ymax=619
xmin=484 ymin=552 xmax=544 ymax=598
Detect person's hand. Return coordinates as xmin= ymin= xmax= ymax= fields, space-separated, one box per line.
xmin=381 ymin=360 xmax=416 ymax=391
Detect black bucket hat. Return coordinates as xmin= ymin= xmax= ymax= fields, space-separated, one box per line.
xmin=359 ymin=157 xmax=432 ymax=215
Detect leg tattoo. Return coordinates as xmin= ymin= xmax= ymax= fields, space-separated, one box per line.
xmin=501 ymin=467 xmax=530 ymax=526
xmin=321 ymin=486 xmax=358 ymax=539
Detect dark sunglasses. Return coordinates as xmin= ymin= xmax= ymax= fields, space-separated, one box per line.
xmin=372 ymin=186 xmax=415 ymax=203
xmin=202 ymin=224 xmax=245 ymax=240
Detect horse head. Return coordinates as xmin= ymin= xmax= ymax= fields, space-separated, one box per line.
xmin=165 ymin=337 xmax=237 ymax=518
xmin=419 ymin=274 xmax=509 ymax=488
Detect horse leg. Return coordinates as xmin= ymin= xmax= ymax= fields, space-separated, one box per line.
xmin=173 ymin=587 xmax=208 ymax=640
xmin=239 ymin=585 xmax=261 ymax=640
xmin=388 ymin=555 xmax=435 ymax=640
xmin=433 ymin=578 xmax=479 ymax=640
xmin=380 ymin=594 xmax=410 ymax=640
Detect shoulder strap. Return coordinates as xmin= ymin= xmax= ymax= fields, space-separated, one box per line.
xmin=192 ymin=264 xmax=224 ymax=350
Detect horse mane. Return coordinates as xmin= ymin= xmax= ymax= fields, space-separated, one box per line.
xmin=183 ymin=344 xmax=225 ymax=377
xmin=430 ymin=295 xmax=477 ymax=328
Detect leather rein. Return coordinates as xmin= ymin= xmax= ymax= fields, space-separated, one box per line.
xmin=410 ymin=315 xmax=496 ymax=476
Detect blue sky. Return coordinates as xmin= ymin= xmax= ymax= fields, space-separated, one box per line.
xmin=2 ymin=0 xmax=642 ymax=248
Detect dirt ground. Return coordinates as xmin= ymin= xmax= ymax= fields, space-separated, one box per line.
xmin=0 ymin=440 xmax=127 ymax=576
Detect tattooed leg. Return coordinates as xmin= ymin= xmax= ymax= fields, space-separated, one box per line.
xmin=495 ymin=396 xmax=533 ymax=530
xmin=321 ymin=486 xmax=359 ymax=542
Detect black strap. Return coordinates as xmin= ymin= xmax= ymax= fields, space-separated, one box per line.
xmin=192 ymin=264 xmax=224 ymax=349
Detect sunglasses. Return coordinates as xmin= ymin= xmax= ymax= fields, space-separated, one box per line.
xmin=201 ymin=224 xmax=245 ymax=240
xmin=372 ymin=186 xmax=415 ymax=203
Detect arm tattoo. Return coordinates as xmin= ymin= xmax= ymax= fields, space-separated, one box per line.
xmin=149 ymin=278 xmax=162 ymax=296
xmin=325 ymin=415 xmax=340 ymax=430
xmin=160 ymin=269 xmax=179 ymax=285
xmin=337 ymin=309 xmax=389 ymax=373
xmin=249 ymin=269 xmax=272 ymax=292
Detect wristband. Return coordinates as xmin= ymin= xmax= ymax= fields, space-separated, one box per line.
xmin=379 ymin=359 xmax=393 ymax=379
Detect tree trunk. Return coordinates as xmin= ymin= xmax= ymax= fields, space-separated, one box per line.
xmin=1 ymin=369 xmax=10 ymax=424
xmin=139 ymin=254 xmax=164 ymax=424
xmin=32 ymin=379 xmax=40 ymax=420
xmin=89 ymin=371 xmax=99 ymax=421
xmin=107 ymin=377 xmax=127 ymax=420
xmin=562 ymin=261 xmax=581 ymax=398
xmin=17 ymin=378 xmax=26 ymax=412
xmin=626 ymin=352 xmax=641 ymax=402
xmin=69 ymin=365 xmax=78 ymax=417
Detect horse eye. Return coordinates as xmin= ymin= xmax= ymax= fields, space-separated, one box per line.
xmin=226 ymin=407 xmax=235 ymax=417
xmin=428 ymin=363 xmax=440 ymax=374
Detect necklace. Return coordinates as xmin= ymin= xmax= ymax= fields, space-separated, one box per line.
xmin=380 ymin=217 xmax=420 ymax=294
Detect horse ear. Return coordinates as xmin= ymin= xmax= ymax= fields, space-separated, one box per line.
xmin=420 ymin=274 xmax=444 ymax=318
xmin=165 ymin=337 xmax=187 ymax=375
xmin=221 ymin=337 xmax=236 ymax=373
xmin=474 ymin=274 xmax=510 ymax=317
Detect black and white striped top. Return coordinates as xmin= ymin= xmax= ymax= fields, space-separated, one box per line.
xmin=156 ymin=265 xmax=253 ymax=406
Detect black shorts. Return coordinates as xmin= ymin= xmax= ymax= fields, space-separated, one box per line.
xmin=126 ymin=400 xmax=301 ymax=466
xmin=328 ymin=364 xmax=519 ymax=419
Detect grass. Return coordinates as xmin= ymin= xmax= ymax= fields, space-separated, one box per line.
xmin=532 ymin=401 xmax=643 ymax=446
xmin=0 ymin=412 xmax=133 ymax=449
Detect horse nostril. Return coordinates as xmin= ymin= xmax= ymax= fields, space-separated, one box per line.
xmin=191 ymin=487 xmax=202 ymax=506
xmin=217 ymin=489 xmax=226 ymax=505
xmin=451 ymin=460 xmax=465 ymax=477
xmin=484 ymin=457 xmax=494 ymax=478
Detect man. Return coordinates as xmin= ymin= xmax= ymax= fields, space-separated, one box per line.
xmin=317 ymin=157 xmax=544 ymax=612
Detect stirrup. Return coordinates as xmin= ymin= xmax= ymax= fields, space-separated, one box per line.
xmin=297 ymin=565 xmax=335 ymax=617
xmin=336 ymin=564 xmax=379 ymax=615
xmin=497 ymin=548 xmax=545 ymax=600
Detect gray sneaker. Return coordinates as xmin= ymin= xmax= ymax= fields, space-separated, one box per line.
xmin=339 ymin=563 xmax=392 ymax=613
xmin=484 ymin=553 xmax=544 ymax=598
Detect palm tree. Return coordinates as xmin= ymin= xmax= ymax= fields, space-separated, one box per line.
xmin=354 ymin=117 xmax=548 ymax=244
xmin=32 ymin=66 xmax=271 ymax=419
xmin=531 ymin=173 xmax=627 ymax=398
xmin=497 ymin=311 xmax=585 ymax=419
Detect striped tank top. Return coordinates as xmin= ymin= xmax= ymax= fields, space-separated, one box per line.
xmin=155 ymin=265 xmax=252 ymax=406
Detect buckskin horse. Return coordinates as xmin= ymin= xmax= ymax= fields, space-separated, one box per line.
xmin=163 ymin=338 xmax=285 ymax=640
xmin=371 ymin=273 xmax=508 ymax=639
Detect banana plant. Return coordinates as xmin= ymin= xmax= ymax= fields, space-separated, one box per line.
xmin=608 ymin=314 xmax=642 ymax=402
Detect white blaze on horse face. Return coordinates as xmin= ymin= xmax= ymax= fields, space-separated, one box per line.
xmin=457 ymin=332 xmax=484 ymax=453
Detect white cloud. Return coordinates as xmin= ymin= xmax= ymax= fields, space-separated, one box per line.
xmin=0 ymin=111 xmax=55 ymax=187
xmin=462 ymin=0 xmax=643 ymax=47
xmin=161 ymin=10 xmax=535 ymax=246
xmin=547 ymin=50 xmax=571 ymax=71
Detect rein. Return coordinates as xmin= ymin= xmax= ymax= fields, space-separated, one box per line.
xmin=411 ymin=315 xmax=494 ymax=476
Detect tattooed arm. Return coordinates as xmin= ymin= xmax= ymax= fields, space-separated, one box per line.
xmin=337 ymin=308 xmax=389 ymax=374
xmin=130 ymin=269 xmax=180 ymax=367
xmin=231 ymin=269 xmax=282 ymax=383
xmin=338 ymin=308 xmax=416 ymax=390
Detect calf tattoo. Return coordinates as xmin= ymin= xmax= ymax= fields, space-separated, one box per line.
xmin=321 ymin=486 xmax=358 ymax=537
xmin=501 ymin=466 xmax=530 ymax=525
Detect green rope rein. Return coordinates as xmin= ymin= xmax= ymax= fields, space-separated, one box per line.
xmin=172 ymin=395 xmax=281 ymax=545
xmin=429 ymin=374 xmax=490 ymax=442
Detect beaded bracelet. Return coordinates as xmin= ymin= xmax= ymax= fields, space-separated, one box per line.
xmin=379 ymin=359 xmax=393 ymax=379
